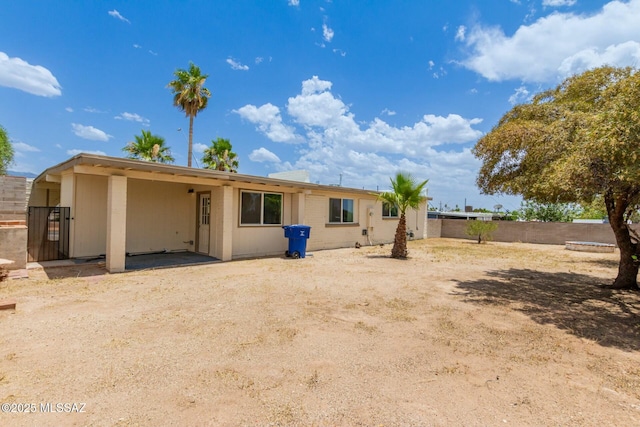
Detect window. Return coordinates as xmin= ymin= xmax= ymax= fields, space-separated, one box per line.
xmin=382 ymin=202 xmax=399 ymax=218
xmin=329 ymin=198 xmax=354 ymax=223
xmin=241 ymin=191 xmax=282 ymax=225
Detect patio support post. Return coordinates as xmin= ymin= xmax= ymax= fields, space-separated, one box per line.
xmin=220 ymin=185 xmax=233 ymax=261
xmin=292 ymin=192 xmax=306 ymax=224
xmin=106 ymin=175 xmax=127 ymax=273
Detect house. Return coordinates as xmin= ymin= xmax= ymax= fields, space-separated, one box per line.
xmin=30 ymin=154 xmax=428 ymax=273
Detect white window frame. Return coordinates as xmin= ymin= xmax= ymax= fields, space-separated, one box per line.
xmin=382 ymin=202 xmax=399 ymax=218
xmin=240 ymin=190 xmax=283 ymax=226
xmin=328 ymin=198 xmax=355 ymax=224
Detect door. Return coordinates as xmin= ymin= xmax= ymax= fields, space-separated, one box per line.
xmin=27 ymin=207 xmax=70 ymax=262
xmin=197 ymin=193 xmax=211 ymax=254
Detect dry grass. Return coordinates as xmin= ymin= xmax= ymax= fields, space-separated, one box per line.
xmin=0 ymin=238 xmax=639 ymax=426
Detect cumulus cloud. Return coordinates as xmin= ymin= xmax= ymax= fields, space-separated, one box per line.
xmin=227 ymin=58 xmax=249 ymax=71
xmin=235 ymin=76 xmax=485 ymax=197
xmin=249 ymin=147 xmax=281 ymax=163
xmin=381 ymin=108 xmax=396 ymax=116
xmin=12 ymin=141 xmax=40 ymax=153
xmin=108 ymin=10 xmax=130 ymax=23
xmin=0 ymin=52 xmax=61 ymax=97
xmin=114 ymin=112 xmax=150 ymax=124
xmin=234 ymin=103 xmax=300 ymax=143
xmin=508 ymin=86 xmax=531 ymax=105
xmin=193 ymin=143 xmax=208 ymax=154
xmin=458 ymin=0 xmax=640 ymax=83
xmin=67 ymin=149 xmax=107 ymax=156
xmin=543 ymin=0 xmax=576 ymax=6
xmin=71 ymin=123 xmax=112 ymax=141
xmin=322 ymin=24 xmax=334 ymax=42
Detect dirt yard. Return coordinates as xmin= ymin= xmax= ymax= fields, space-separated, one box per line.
xmin=1 ymin=238 xmax=639 ymax=426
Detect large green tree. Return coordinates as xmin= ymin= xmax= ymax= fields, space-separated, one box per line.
xmin=168 ymin=62 xmax=211 ymax=167
xmin=377 ymin=172 xmax=428 ymax=259
xmin=202 ymin=137 xmax=239 ymax=172
xmin=123 ymin=130 xmax=174 ymax=163
xmin=0 ymin=125 xmax=14 ymax=175
xmin=474 ymin=66 xmax=640 ymax=290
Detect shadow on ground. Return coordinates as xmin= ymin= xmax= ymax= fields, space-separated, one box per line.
xmin=453 ymin=268 xmax=640 ymax=351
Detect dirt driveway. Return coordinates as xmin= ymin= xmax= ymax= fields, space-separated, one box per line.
xmin=1 ymin=238 xmax=639 ymax=426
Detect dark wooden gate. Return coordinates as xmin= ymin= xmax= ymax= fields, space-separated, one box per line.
xmin=27 ymin=207 xmax=70 ymax=262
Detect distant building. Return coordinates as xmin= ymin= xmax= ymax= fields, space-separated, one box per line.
xmin=268 ymin=170 xmax=310 ymax=183
xmin=428 ymin=211 xmax=495 ymax=221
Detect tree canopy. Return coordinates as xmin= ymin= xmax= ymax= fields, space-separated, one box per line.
xmin=473 ymin=66 xmax=640 ymax=289
xmin=168 ymin=62 xmax=211 ymax=167
xmin=0 ymin=125 xmax=14 ymax=175
xmin=123 ymin=130 xmax=174 ymax=163
xmin=202 ymin=137 xmax=239 ymax=172
xmin=377 ymin=172 xmax=428 ymax=259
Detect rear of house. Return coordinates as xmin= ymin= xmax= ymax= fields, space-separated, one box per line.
xmin=30 ymin=154 xmax=427 ymax=272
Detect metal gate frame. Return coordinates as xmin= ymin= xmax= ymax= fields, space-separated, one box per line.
xmin=27 ymin=207 xmax=70 ymax=262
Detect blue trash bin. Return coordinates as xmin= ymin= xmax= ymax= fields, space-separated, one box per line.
xmin=282 ymin=224 xmax=311 ymax=258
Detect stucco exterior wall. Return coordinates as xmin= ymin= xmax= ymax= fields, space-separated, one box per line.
xmin=126 ymin=179 xmax=193 ymax=254
xmin=231 ymin=189 xmax=292 ymax=258
xmin=73 ymin=174 xmax=108 ymax=257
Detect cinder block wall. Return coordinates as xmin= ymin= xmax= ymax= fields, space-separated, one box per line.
xmin=0 ymin=226 xmax=27 ymax=269
xmin=0 ymin=176 xmax=28 ymax=221
xmin=429 ymin=219 xmax=640 ymax=246
xmin=427 ymin=219 xmax=441 ymax=238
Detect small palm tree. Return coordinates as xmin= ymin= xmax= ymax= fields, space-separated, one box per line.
xmin=168 ymin=62 xmax=211 ymax=167
xmin=377 ymin=172 xmax=428 ymax=258
xmin=123 ymin=130 xmax=174 ymax=163
xmin=202 ymin=137 xmax=239 ymax=172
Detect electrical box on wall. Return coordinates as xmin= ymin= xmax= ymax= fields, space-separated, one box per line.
xmin=362 ymin=229 xmax=368 ymax=236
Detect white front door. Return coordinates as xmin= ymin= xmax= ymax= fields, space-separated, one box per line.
xmin=197 ymin=193 xmax=210 ymax=254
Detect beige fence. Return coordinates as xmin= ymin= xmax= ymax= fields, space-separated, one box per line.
xmin=428 ymin=219 xmax=640 ymax=246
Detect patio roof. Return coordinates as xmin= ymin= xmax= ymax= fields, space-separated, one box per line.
xmin=35 ymin=154 xmax=379 ymax=196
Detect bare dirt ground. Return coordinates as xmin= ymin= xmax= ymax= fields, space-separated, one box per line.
xmin=1 ymin=238 xmax=639 ymax=426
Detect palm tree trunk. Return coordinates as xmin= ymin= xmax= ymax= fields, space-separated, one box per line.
xmin=391 ymin=214 xmax=408 ymax=258
xmin=188 ymin=115 xmax=194 ymax=168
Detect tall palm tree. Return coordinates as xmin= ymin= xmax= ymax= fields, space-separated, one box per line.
xmin=168 ymin=62 xmax=211 ymax=167
xmin=202 ymin=137 xmax=239 ymax=172
xmin=123 ymin=130 xmax=174 ymax=163
xmin=377 ymin=172 xmax=428 ymax=258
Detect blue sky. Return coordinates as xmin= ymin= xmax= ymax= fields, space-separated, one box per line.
xmin=1 ymin=0 xmax=639 ymax=211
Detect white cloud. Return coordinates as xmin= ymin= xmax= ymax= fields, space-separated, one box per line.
xmin=65 ymin=107 xmax=73 ymax=112
xmin=148 ymin=50 xmax=158 ymax=56
xmin=333 ymin=49 xmax=346 ymax=57
xmin=322 ymin=24 xmax=334 ymax=42
xmin=0 ymin=52 xmax=61 ymax=97
xmin=508 ymin=86 xmax=531 ymax=105
xmin=108 ymin=10 xmax=130 ymax=24
xmin=237 ymin=76 xmax=484 ymax=198
xmin=543 ymin=0 xmax=576 ymax=6
xmin=234 ymin=103 xmax=300 ymax=143
xmin=381 ymin=108 xmax=396 ymax=116
xmin=12 ymin=141 xmax=40 ymax=152
xmin=193 ymin=143 xmax=208 ymax=154
xmin=67 ymin=149 xmax=107 ymax=156
xmin=255 ymin=57 xmax=263 ymax=64
xmin=455 ymin=25 xmax=466 ymax=42
xmin=133 ymin=44 xmax=142 ymax=49
xmin=288 ymin=0 xmax=300 ymax=6
xmin=249 ymin=147 xmax=281 ymax=163
xmin=428 ymin=60 xmax=435 ymax=69
xmin=71 ymin=123 xmax=112 ymax=141
xmin=84 ymin=107 xmax=103 ymax=113
xmin=459 ymin=0 xmax=640 ymax=83
xmin=226 ymin=58 xmax=249 ymax=71
xmin=114 ymin=112 xmax=150 ymax=124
